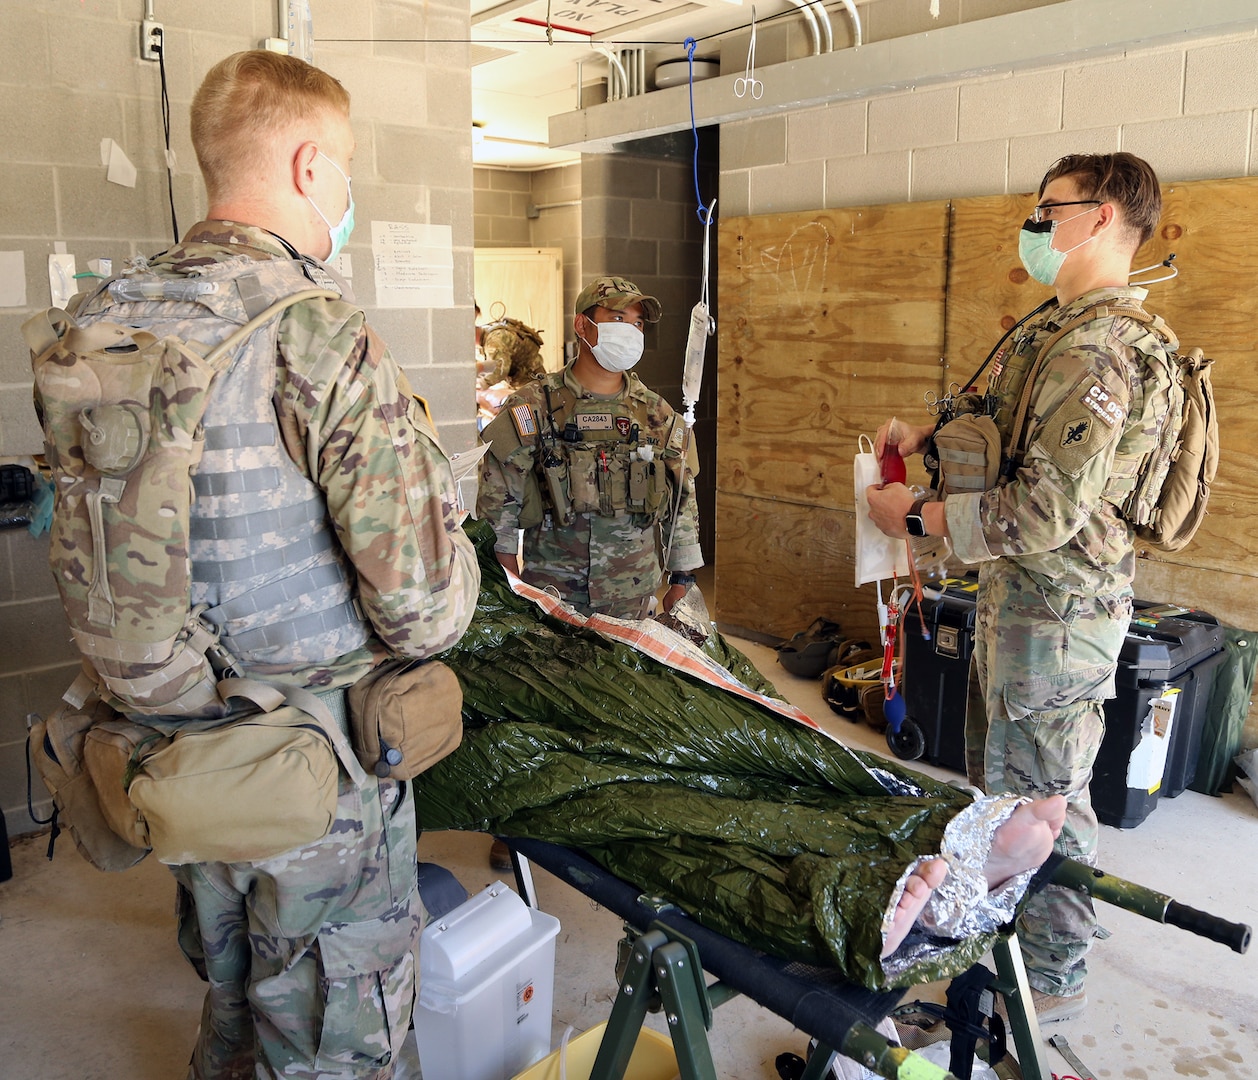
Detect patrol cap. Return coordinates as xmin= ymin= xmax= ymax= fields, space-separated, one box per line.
xmin=574 ymin=276 xmax=662 ymax=323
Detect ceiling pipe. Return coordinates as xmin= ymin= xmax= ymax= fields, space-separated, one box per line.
xmin=837 ymin=0 xmax=862 ymax=47
xmin=597 ymin=45 xmax=631 ymax=100
xmin=784 ymin=0 xmax=821 ymax=56
xmin=811 ymin=1 xmax=833 ymax=53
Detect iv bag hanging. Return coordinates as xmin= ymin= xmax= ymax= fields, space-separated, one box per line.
xmin=681 ymin=201 xmax=717 ymax=410
xmin=287 ymin=0 xmax=313 ymax=63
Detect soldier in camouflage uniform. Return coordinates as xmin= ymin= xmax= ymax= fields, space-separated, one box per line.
xmin=49 ymin=52 xmax=479 ymax=1078
xmin=866 ymin=153 xmax=1175 ymax=1020
xmin=476 ymin=316 xmax=546 ymax=427
xmin=477 ymin=276 xmax=703 ymax=621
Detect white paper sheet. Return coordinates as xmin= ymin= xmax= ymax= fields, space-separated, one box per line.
xmin=100 ymin=138 xmax=137 ymax=188
xmin=371 ymin=221 xmax=454 ymax=309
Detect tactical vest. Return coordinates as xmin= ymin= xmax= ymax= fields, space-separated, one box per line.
xmin=510 ymin=376 xmax=677 ymax=528
xmin=33 ymin=254 xmax=371 ymax=717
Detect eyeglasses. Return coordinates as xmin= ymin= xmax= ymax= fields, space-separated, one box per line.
xmin=1031 ymin=200 xmax=1101 ymax=224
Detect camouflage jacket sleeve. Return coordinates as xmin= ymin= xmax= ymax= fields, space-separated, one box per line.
xmin=947 ymin=325 xmax=1139 ymax=565
xmin=277 ymin=306 xmax=479 ymax=657
xmin=662 ymin=435 xmax=703 ymax=572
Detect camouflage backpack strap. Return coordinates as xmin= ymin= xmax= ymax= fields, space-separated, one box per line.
xmin=1006 ymin=302 xmax=1124 ymax=470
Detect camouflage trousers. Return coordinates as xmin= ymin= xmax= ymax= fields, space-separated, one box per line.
xmin=172 ymin=776 xmax=422 ymax=1079
xmin=522 ymin=511 xmax=662 ymax=618
xmin=964 ymin=559 xmax=1131 ymax=995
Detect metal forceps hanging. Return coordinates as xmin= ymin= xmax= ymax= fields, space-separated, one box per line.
xmin=734 ymin=7 xmax=763 ymax=98
xmin=923 ymin=382 xmax=961 ymax=415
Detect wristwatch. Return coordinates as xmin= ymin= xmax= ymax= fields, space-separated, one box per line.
xmin=905 ymin=497 xmax=929 ymax=538
xmin=668 ymin=571 xmax=697 ymax=586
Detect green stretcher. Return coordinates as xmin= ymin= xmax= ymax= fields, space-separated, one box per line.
xmin=502 ymin=839 xmax=1249 ymax=1080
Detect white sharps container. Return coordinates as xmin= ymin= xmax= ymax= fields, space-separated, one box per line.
xmin=415 ymin=880 xmax=561 ymax=1080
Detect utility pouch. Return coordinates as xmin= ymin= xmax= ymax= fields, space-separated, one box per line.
xmin=83 ymin=717 xmax=169 ymax=851
xmin=347 ymin=658 xmax=464 ymax=781
xmin=540 ymin=452 xmax=574 ymax=526
xmin=628 ymin=458 xmax=652 ymax=512
xmin=599 ymin=454 xmax=628 ymax=516
xmin=567 ymin=447 xmax=600 ymax=514
xmin=28 ymin=696 xmax=151 ymax=871
xmin=933 ymin=413 xmax=1002 ymax=496
xmin=127 ymin=696 xmax=357 ymax=866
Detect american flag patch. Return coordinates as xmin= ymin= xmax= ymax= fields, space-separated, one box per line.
xmin=510 ymin=403 xmax=537 ymax=439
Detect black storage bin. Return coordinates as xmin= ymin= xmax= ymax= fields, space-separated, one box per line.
xmin=897 ymin=585 xmax=1225 ymax=829
xmin=1092 ymin=606 xmax=1226 ymax=828
xmin=898 ymin=577 xmax=980 ymax=774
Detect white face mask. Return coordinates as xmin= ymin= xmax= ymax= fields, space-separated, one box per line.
xmin=582 ymin=320 xmax=644 ymax=372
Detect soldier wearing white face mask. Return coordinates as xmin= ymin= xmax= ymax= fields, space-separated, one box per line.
xmin=478 ymin=276 xmax=703 ymax=621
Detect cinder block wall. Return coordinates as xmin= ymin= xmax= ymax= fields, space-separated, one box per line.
xmin=530 ymin=163 xmax=583 ymax=337
xmin=473 ymin=162 xmax=582 ymax=348
xmin=720 ymin=27 xmax=1258 ymax=215
xmin=0 ymin=0 xmax=474 ymax=836
xmin=473 ymin=168 xmax=534 ymax=246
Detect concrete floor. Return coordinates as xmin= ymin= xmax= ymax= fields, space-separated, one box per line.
xmin=1 ymin=635 xmax=1255 ymax=1080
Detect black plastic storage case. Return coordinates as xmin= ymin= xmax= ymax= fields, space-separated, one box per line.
xmin=897 ymin=584 xmax=1225 ymax=829
xmin=900 ymin=578 xmax=980 ymax=774
xmin=1091 ymin=604 xmax=1226 ymax=828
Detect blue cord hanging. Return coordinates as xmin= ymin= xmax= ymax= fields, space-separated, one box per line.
xmin=684 ymin=37 xmax=714 ymax=226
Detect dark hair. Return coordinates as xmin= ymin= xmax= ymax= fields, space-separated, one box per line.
xmin=1039 ymin=152 xmax=1162 ymax=248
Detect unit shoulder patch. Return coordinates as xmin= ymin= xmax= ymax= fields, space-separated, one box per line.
xmin=1035 ymin=375 xmax=1127 ymax=478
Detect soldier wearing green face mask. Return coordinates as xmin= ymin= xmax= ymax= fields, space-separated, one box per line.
xmin=866 ymin=152 xmax=1176 ymax=1025
xmin=35 ymin=49 xmax=479 ymax=1078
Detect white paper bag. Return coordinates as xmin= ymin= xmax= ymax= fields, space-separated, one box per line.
xmin=854 ymin=434 xmax=910 ymax=586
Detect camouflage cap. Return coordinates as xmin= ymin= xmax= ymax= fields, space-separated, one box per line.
xmin=574 ymin=276 xmax=662 ymax=322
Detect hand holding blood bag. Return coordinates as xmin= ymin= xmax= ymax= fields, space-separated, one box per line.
xmin=880 ymin=417 xmax=907 ymax=485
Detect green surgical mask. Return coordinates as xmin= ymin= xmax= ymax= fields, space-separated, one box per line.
xmin=1017 ymin=207 xmax=1098 ymax=286
xmin=308 ymin=151 xmax=355 ymax=262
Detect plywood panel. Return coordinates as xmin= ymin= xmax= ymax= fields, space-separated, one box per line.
xmin=714 ymin=492 xmax=881 ymax=644
xmin=717 ymin=202 xmax=949 ymax=510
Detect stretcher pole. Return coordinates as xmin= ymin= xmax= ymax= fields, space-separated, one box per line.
xmin=589 ymin=920 xmax=964 ymax=1080
xmin=1042 ymin=853 xmax=1251 ymax=953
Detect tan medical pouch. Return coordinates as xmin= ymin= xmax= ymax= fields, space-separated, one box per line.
xmin=126 ymin=704 xmax=349 ymax=866
xmin=347 ymin=658 xmax=464 ymax=781
xmin=28 ymin=697 xmax=151 ymax=872
xmin=933 ymin=413 xmax=1002 ymax=496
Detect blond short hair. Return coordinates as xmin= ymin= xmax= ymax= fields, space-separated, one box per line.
xmin=192 ymin=50 xmax=350 ymax=201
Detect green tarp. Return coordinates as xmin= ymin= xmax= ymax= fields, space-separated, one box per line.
xmin=417 ymin=522 xmax=1000 ymax=990
xmin=1190 ymin=626 xmax=1258 ymax=796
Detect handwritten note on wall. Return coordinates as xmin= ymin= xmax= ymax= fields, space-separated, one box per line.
xmin=370 ymin=221 xmax=454 ymax=309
